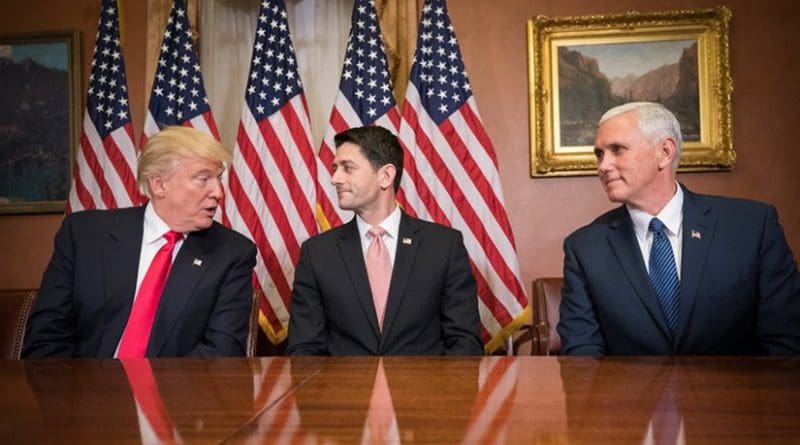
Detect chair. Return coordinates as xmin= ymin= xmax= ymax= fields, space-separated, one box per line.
xmin=247 ymin=291 xmax=260 ymax=357
xmin=0 ymin=289 xmax=38 ymax=359
xmin=514 ymin=278 xmax=563 ymax=355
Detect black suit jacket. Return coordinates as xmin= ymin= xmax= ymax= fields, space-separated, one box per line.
xmin=286 ymin=212 xmax=483 ymax=355
xmin=558 ymin=186 xmax=800 ymax=355
xmin=22 ymin=206 xmax=257 ymax=358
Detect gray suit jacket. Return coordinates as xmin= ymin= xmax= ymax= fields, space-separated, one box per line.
xmin=23 ymin=206 xmax=257 ymax=358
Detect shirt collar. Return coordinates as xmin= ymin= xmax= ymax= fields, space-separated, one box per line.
xmin=143 ymin=203 xmax=178 ymax=245
xmin=628 ymin=183 xmax=684 ymax=240
xmin=356 ymin=205 xmax=401 ymax=241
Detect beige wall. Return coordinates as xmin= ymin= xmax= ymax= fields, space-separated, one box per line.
xmin=1 ymin=0 xmax=798 ymax=296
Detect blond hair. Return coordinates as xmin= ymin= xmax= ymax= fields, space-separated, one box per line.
xmin=137 ymin=127 xmax=231 ymax=197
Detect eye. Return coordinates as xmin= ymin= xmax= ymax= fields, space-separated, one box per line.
xmin=594 ymin=149 xmax=603 ymax=161
xmin=193 ymin=174 xmax=210 ymax=186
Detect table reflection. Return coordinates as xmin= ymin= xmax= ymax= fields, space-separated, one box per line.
xmin=559 ymin=357 xmax=800 ymax=445
xmin=11 ymin=358 xmax=295 ymax=444
xmin=3 ymin=356 xmax=799 ymax=444
xmin=233 ymin=357 xmax=481 ymax=444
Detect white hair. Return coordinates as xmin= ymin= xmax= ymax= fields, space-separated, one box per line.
xmin=600 ymin=102 xmax=683 ymax=169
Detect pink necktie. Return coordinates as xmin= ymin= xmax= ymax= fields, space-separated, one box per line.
xmin=366 ymin=226 xmax=392 ymax=331
xmin=118 ymin=231 xmax=183 ymax=358
xmin=364 ymin=359 xmax=397 ymax=444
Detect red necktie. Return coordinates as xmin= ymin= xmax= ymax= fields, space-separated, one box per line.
xmin=121 ymin=360 xmax=177 ymax=444
xmin=118 ymin=231 xmax=183 ymax=358
xmin=366 ymin=227 xmax=392 ymax=331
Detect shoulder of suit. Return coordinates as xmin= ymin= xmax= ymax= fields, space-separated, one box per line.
xmin=687 ymin=190 xmax=775 ymax=219
xmin=566 ymin=205 xmax=626 ymax=241
xmin=64 ymin=206 xmax=144 ymax=229
xmin=209 ymin=221 xmax=257 ymax=250
xmin=408 ymin=217 xmax=461 ymax=237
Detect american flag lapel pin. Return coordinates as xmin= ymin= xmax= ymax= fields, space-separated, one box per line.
xmin=402 ymin=237 xmax=412 ymax=245
xmin=193 ymin=258 xmax=203 ymax=267
xmin=691 ymin=230 xmax=702 ymax=240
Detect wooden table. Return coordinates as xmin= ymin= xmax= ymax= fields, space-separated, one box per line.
xmin=2 ymin=356 xmax=799 ymax=444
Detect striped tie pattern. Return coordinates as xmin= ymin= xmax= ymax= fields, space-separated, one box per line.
xmin=648 ymin=218 xmax=680 ymax=333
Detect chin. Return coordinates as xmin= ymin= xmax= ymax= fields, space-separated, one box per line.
xmin=195 ymin=219 xmax=214 ymax=230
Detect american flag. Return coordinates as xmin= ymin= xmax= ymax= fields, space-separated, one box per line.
xmin=463 ymin=357 xmax=519 ymax=443
xmin=226 ymin=0 xmax=318 ymax=345
xmin=398 ymin=0 xmax=529 ymax=352
xmin=67 ymin=0 xmax=143 ymax=212
xmin=142 ymin=0 xmax=219 ymax=142
xmin=316 ymin=0 xmax=401 ymax=230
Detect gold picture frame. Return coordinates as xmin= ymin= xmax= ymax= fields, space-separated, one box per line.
xmin=528 ymin=7 xmax=733 ymax=177
xmin=0 ymin=31 xmax=81 ymax=213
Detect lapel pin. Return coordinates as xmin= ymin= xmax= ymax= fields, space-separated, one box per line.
xmin=691 ymin=230 xmax=702 ymax=240
xmin=402 ymin=237 xmax=412 ymax=245
xmin=193 ymin=258 xmax=203 ymax=267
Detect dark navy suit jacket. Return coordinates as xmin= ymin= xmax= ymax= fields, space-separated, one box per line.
xmin=286 ymin=212 xmax=483 ymax=356
xmin=23 ymin=206 xmax=257 ymax=358
xmin=558 ymin=186 xmax=800 ymax=355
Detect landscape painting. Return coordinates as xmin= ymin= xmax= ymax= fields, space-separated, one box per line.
xmin=0 ymin=32 xmax=79 ymax=213
xmin=528 ymin=8 xmax=734 ymax=176
xmin=557 ymin=39 xmax=699 ymax=147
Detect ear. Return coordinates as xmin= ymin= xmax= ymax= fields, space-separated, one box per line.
xmin=657 ymin=137 xmax=677 ymax=170
xmin=148 ymin=175 xmax=167 ymax=199
xmin=379 ymin=164 xmax=397 ymax=191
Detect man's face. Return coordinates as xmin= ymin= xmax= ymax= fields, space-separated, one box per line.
xmin=331 ymin=142 xmax=385 ymax=214
xmin=151 ymin=157 xmax=224 ymax=232
xmin=594 ymin=111 xmax=663 ymax=209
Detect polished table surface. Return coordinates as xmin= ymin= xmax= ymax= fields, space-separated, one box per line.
xmin=1 ymin=356 xmax=799 ymax=444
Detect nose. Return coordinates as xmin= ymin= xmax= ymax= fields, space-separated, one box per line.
xmin=330 ymin=167 xmax=342 ymax=186
xmin=597 ymin=152 xmax=613 ymax=175
xmin=209 ymin=176 xmax=224 ymax=199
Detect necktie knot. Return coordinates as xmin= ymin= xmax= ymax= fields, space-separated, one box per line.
xmin=368 ymin=226 xmax=387 ymax=240
xmin=163 ymin=230 xmax=183 ymax=245
xmin=649 ymin=217 xmax=666 ymax=234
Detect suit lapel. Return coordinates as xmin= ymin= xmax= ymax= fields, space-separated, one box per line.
xmin=675 ymin=187 xmax=715 ymax=348
xmin=381 ymin=213 xmax=420 ymax=342
xmin=147 ymin=228 xmax=215 ymax=356
xmin=99 ymin=207 xmax=146 ymax=357
xmin=337 ymin=219 xmax=382 ymax=338
xmin=606 ymin=206 xmax=673 ymax=339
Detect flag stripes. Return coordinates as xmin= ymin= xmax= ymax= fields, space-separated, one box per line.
xmin=67 ymin=0 xmax=143 ymax=213
xmin=228 ymin=0 xmax=318 ymax=344
xmin=398 ymin=0 xmax=528 ymax=351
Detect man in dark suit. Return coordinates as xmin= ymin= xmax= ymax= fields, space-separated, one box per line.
xmin=23 ymin=127 xmax=257 ymax=358
xmin=558 ymin=102 xmax=800 ymax=355
xmin=286 ymin=126 xmax=483 ymax=355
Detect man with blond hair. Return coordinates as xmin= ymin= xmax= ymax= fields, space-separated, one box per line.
xmin=24 ymin=127 xmax=257 ymax=358
xmin=558 ymin=102 xmax=800 ymax=355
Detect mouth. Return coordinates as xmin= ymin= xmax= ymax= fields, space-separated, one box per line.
xmin=203 ymin=206 xmax=217 ymax=217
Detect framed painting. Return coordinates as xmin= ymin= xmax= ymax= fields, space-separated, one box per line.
xmin=0 ymin=31 xmax=80 ymax=213
xmin=527 ymin=7 xmax=733 ymax=177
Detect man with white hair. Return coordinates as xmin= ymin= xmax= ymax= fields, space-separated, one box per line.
xmin=558 ymin=102 xmax=800 ymax=355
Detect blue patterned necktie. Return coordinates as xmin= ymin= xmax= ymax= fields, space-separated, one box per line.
xmin=648 ymin=218 xmax=680 ymax=333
